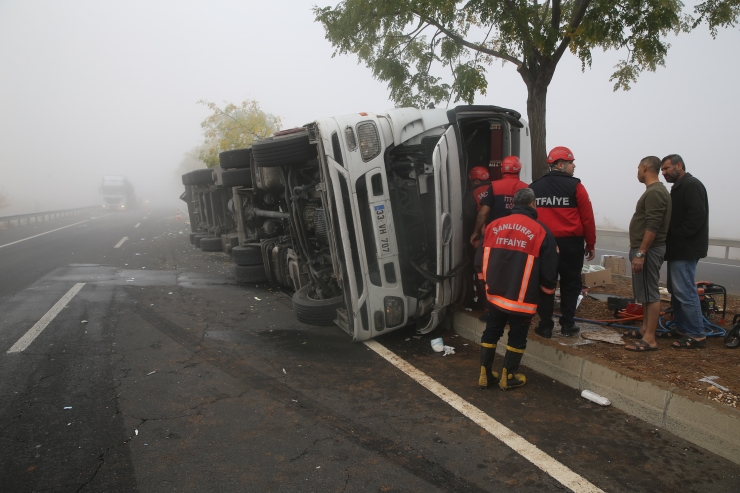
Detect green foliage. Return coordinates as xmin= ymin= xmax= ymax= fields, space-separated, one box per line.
xmin=314 ymin=1 xmax=693 ymax=105
xmin=693 ymin=0 xmax=740 ymax=36
xmin=197 ymin=99 xmax=281 ymax=168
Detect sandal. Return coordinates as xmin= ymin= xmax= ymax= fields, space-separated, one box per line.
xmin=623 ymin=329 xmax=643 ymax=339
xmin=657 ymin=329 xmax=684 ymax=339
xmin=625 ymin=340 xmax=659 ymax=352
xmin=672 ymin=336 xmax=706 ymax=349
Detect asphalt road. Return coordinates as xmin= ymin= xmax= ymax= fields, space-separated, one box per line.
xmin=1 ymin=209 xmax=738 ymax=492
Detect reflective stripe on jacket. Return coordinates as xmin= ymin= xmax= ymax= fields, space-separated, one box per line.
xmin=477 ymin=206 xmax=559 ymax=315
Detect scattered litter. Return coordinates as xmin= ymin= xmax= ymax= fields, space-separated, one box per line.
xmin=292 ymin=399 xmax=298 ymax=402
xmin=81 ymin=320 xmax=88 ymax=324
xmin=316 ymin=466 xmax=320 ymax=469
xmin=581 ymin=390 xmax=611 ymax=406
xmin=405 ymin=338 xmax=410 ymax=341
xmin=413 ymin=336 xmax=421 ymax=339
xmin=142 ymin=267 xmax=146 ymax=269
xmin=168 ymin=292 xmax=173 ymax=295
xmin=135 ymin=429 xmax=139 ymax=436
xmin=147 ymin=371 xmax=156 ymax=376
xmin=442 ymin=345 xmax=455 ymax=356
xmin=63 ymin=406 xmax=72 ymax=410
xmin=67 ymin=423 xmax=71 ymax=426
xmin=463 ymin=344 xmax=468 ymax=346
xmin=140 ymin=238 xmax=145 ymax=240
xmin=126 ymin=279 xmax=135 ymax=282
xmin=430 ymin=338 xmax=444 ymax=352
xmin=699 ymin=376 xmax=729 ymax=392
xmin=150 ymin=304 xmax=154 ymax=306
xmin=581 ymin=329 xmax=625 ymax=345
xmin=135 ymin=253 xmax=141 ymax=256
xmin=465 ymin=308 xmax=472 ymax=311
xmin=282 ymin=368 xmax=286 ymax=374
xmin=254 ymin=297 xmax=262 ymax=301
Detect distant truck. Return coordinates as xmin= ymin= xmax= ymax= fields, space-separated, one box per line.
xmin=100 ymin=176 xmax=136 ymax=211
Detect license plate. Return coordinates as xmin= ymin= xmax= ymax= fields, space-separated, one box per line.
xmin=374 ymin=204 xmax=391 ymax=255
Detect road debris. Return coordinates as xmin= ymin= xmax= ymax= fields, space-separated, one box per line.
xmin=581 ymin=390 xmax=611 ymax=406
xmin=147 ymin=371 xmax=156 ymax=376
xmin=81 ymin=320 xmax=88 ymax=324
xmin=699 ymin=376 xmax=729 ymax=392
xmin=431 ymin=338 xmax=444 ymax=352
xmin=63 ymin=406 xmax=72 ymax=410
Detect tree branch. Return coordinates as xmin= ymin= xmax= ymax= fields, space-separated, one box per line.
xmin=553 ymin=0 xmax=591 ymax=63
xmin=552 ymin=0 xmax=561 ymax=32
xmin=413 ymin=11 xmax=523 ymax=67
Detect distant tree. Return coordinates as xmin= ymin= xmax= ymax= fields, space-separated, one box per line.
xmin=315 ymin=1 xmax=693 ymax=178
xmin=197 ymin=99 xmax=281 ymax=168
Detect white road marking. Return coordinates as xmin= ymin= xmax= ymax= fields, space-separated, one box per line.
xmin=7 ymin=283 xmax=86 ymax=353
xmin=598 ymin=249 xmax=739 ymax=268
xmin=0 ymin=220 xmax=90 ymax=249
xmin=364 ymin=340 xmax=605 ymax=493
xmin=114 ymin=237 xmax=128 ymax=248
xmin=134 ymin=223 xmax=141 ymax=228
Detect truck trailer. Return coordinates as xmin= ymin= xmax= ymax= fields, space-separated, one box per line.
xmin=181 ymin=105 xmax=531 ymax=341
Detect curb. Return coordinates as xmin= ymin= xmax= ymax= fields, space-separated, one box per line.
xmin=453 ymin=310 xmax=740 ymax=465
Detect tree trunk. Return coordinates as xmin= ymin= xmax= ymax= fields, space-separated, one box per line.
xmin=526 ymin=81 xmax=549 ymax=180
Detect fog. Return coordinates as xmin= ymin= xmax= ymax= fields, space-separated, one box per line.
xmin=1 ymin=1 xmax=738 ymax=240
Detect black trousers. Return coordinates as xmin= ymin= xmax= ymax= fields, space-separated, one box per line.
xmin=481 ymin=303 xmax=532 ymax=350
xmin=537 ymin=236 xmax=584 ymax=328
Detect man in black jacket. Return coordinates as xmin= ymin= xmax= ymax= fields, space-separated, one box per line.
xmin=661 ymin=155 xmax=709 ymax=349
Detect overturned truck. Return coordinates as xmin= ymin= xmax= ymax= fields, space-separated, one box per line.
xmin=181 ymin=105 xmax=531 ymax=341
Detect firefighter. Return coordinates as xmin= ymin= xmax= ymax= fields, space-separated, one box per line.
xmin=475 ymin=188 xmax=559 ymax=390
xmin=529 ymin=147 xmax=596 ymax=337
xmin=469 ymin=156 xmax=529 ymax=247
xmin=463 ymin=166 xmax=491 ymax=310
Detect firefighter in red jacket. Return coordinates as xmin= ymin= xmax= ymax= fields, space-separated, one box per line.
xmin=475 ymin=188 xmax=559 ymax=390
xmin=529 ymin=146 xmax=596 ymax=338
xmin=469 ymin=156 xmax=529 ymax=247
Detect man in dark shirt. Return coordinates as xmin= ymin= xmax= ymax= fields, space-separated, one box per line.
xmin=660 ymin=154 xmax=709 ymax=349
xmin=624 ymin=156 xmax=671 ymax=351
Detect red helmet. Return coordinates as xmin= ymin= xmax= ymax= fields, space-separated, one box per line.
xmin=502 ymin=156 xmax=522 ymax=174
xmin=547 ymin=146 xmax=575 ymax=164
xmin=468 ymin=166 xmax=489 ymax=181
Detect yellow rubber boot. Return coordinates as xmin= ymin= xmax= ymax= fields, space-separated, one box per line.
xmin=478 ymin=343 xmax=499 ymax=389
xmin=499 ymin=347 xmax=526 ymax=391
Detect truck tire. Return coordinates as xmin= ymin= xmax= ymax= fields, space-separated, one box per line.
xmin=292 ymin=284 xmax=343 ymax=326
xmin=231 ymin=244 xmax=263 ymax=266
xmin=252 ymin=129 xmax=317 ymax=168
xmin=189 ymin=233 xmax=198 ymax=244
xmin=200 ymin=236 xmax=223 ymax=252
xmin=190 ymin=168 xmax=215 ymax=186
xmin=220 ymin=168 xmax=253 ymax=188
xmin=219 ymin=148 xmax=252 ymax=169
xmin=193 ymin=234 xmax=212 ymax=247
xmin=234 ymin=264 xmax=268 ymax=283
xmin=182 ymin=173 xmax=191 ymax=186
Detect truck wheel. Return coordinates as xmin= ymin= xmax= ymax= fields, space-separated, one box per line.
xmin=193 ymin=234 xmax=212 ymax=247
xmin=190 ymin=168 xmax=215 ymax=185
xmin=231 ymin=244 xmax=263 ymax=266
xmin=234 ymin=264 xmax=268 ymax=283
xmin=182 ymin=173 xmax=192 ymax=186
xmin=252 ymin=129 xmax=317 ymax=168
xmin=219 ymin=148 xmax=252 ymax=169
xmin=220 ymin=168 xmax=253 ymax=187
xmin=292 ymin=284 xmax=343 ymax=327
xmin=189 ymin=233 xmax=198 ymax=244
xmin=200 ymin=236 xmax=223 ymax=252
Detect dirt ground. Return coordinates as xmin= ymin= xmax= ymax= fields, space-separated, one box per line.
xmin=529 ymin=277 xmax=740 ymax=410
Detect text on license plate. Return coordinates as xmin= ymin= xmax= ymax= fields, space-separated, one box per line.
xmin=374 ymin=205 xmax=390 ymax=254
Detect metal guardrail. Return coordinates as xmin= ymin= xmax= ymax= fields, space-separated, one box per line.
xmin=596 ymin=228 xmax=740 ymax=259
xmin=0 ymin=206 xmax=101 ymax=229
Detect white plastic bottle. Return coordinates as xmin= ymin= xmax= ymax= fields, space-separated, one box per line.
xmin=581 ymin=389 xmax=611 ymax=406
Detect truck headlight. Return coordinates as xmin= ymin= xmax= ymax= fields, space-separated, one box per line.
xmin=357 ymin=122 xmax=380 ymax=162
xmin=384 ymin=296 xmax=405 ymax=328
